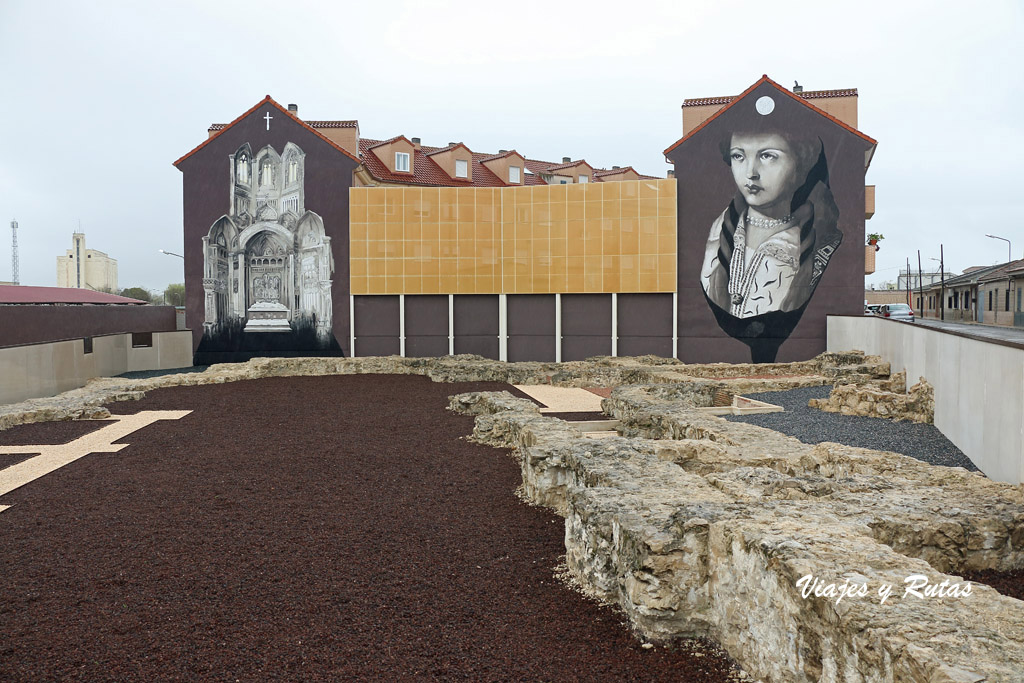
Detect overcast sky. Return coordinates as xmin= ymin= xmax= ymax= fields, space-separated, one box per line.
xmin=1 ymin=0 xmax=1021 ymax=294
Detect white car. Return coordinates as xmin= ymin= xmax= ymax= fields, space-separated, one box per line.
xmin=877 ymin=303 xmax=915 ymax=322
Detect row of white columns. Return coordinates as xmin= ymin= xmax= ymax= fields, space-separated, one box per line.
xmin=349 ymin=293 xmax=680 ymax=361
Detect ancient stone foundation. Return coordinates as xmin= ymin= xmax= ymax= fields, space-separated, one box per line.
xmin=0 ymin=351 xmax=885 ymax=431
xmin=450 ymin=386 xmax=1024 ymax=682
xmin=809 ymin=372 xmax=936 ymax=424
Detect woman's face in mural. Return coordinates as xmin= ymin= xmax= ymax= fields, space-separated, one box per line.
xmin=729 ymin=133 xmax=799 ymax=215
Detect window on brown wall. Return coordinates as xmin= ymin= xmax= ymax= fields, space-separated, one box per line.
xmin=989 ymin=290 xmax=993 ymax=311
xmin=1006 ymin=288 xmax=1011 ymax=311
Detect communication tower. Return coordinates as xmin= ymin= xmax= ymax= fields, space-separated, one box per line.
xmin=10 ymin=219 xmax=18 ymax=285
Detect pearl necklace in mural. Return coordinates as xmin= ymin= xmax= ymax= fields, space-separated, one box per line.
xmin=745 ymin=212 xmax=793 ymax=229
xmin=727 ymin=214 xmax=795 ymax=310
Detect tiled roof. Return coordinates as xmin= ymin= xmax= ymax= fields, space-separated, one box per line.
xmin=541 ymin=159 xmax=588 ymax=173
xmin=358 ymin=135 xmax=654 ymax=187
xmin=593 ymin=166 xmax=634 ymax=177
xmin=0 ymin=285 xmax=146 ymax=305
xmin=359 ymin=138 xmax=475 ymax=186
xmin=683 ymin=88 xmax=858 ymax=107
xmin=208 ymin=119 xmax=358 ymax=132
xmin=175 ymin=96 xmax=360 ymax=168
xmin=977 ymin=259 xmax=1024 ymax=283
xmin=664 ymin=75 xmax=876 ymax=157
xmin=479 ymin=149 xmax=524 ymax=163
xmin=367 ymin=135 xmax=411 ymax=150
xmin=934 ymin=264 xmax=1006 ymax=287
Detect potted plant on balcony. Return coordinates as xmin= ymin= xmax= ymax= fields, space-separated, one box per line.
xmin=867 ymin=233 xmax=884 ymax=251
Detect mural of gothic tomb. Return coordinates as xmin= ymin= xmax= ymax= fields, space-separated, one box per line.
xmin=201 ymin=141 xmax=334 ymax=346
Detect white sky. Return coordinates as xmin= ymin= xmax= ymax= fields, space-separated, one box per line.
xmin=1 ymin=0 xmax=1021 ymax=293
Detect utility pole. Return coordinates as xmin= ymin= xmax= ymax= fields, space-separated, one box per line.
xmin=917 ymin=251 xmax=924 ymax=317
xmin=906 ymin=257 xmax=911 ymax=307
xmin=10 ymin=219 xmax=18 ymax=285
xmin=939 ymin=244 xmax=945 ymax=321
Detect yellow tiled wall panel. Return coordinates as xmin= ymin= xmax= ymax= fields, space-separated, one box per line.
xmin=349 ymin=179 xmax=677 ymax=295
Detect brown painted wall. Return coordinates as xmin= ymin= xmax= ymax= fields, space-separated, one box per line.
xmin=453 ymin=294 xmax=499 ymax=359
xmin=0 ymin=305 xmax=177 ymax=348
xmin=405 ymin=295 xmax=449 ymax=357
xmin=177 ymin=101 xmax=360 ymax=356
xmin=508 ymin=294 xmax=556 ymax=362
xmin=669 ymin=81 xmax=872 ymax=363
xmin=617 ymin=293 xmax=673 ymax=357
xmin=561 ymin=294 xmax=612 ymax=360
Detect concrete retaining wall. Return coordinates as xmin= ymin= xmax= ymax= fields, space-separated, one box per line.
xmin=0 ymin=331 xmax=193 ymax=405
xmin=827 ymin=316 xmax=1024 ymax=484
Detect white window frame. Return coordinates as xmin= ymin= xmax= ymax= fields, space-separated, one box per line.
xmin=455 ymin=159 xmax=468 ymax=178
xmin=509 ymin=165 xmax=521 ymax=184
xmin=578 ymin=174 xmax=589 ymax=184
xmin=395 ymin=152 xmax=411 ymax=172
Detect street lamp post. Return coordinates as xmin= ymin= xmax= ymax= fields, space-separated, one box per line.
xmin=158 ymin=249 xmax=184 ymax=259
xmin=985 ymin=234 xmax=1012 ymax=263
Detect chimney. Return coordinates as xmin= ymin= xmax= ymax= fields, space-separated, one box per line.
xmin=287 ymin=103 xmax=299 ymax=114
xmin=499 ymin=149 xmax=508 ymax=154
xmin=562 ymin=156 xmax=571 ymax=163
xmin=411 ymin=137 xmax=421 ymax=149
xmin=448 ymin=142 xmax=458 ymax=148
xmin=612 ymin=166 xmax=620 ymax=170
xmin=667 ymin=170 xmax=675 ymax=178
xmin=793 ymin=81 xmax=803 ymax=93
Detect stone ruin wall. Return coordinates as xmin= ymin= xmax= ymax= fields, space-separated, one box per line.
xmin=450 ymin=382 xmax=1024 ymax=682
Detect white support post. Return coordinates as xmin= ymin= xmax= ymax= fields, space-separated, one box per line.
xmin=672 ymin=291 xmax=678 ymax=359
xmin=498 ymin=294 xmax=508 ymax=362
xmin=399 ymin=294 xmax=406 ymax=357
xmin=611 ymin=293 xmax=618 ymax=357
xmin=448 ymin=294 xmax=455 ymax=356
xmin=349 ymin=294 xmax=356 ymax=358
xmin=555 ymin=293 xmax=562 ymax=363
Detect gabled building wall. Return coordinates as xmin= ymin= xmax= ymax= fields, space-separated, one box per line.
xmin=176 ymin=99 xmax=360 ymax=361
xmin=666 ymin=78 xmax=874 ymax=363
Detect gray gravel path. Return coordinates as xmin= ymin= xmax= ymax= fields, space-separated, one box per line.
xmin=724 ymin=386 xmax=979 ymax=472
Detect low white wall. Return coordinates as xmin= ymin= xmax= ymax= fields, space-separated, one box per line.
xmin=827 ymin=316 xmax=1024 ymax=484
xmin=0 ymin=331 xmax=193 ymax=406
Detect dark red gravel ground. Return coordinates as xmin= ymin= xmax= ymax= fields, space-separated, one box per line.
xmin=0 ymin=375 xmax=741 ymax=682
xmin=962 ymin=569 xmax=1024 ymax=602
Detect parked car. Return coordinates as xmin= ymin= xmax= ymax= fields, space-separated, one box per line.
xmin=877 ymin=303 xmax=915 ymax=322
xmin=865 ymin=304 xmax=881 ymax=316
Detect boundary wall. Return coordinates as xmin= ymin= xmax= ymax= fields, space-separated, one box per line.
xmin=0 ymin=305 xmax=178 ymax=347
xmin=827 ymin=315 xmax=1024 ymax=483
xmin=0 ymin=331 xmax=193 ymax=405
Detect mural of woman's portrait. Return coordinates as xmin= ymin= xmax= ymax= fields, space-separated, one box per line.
xmin=700 ymin=96 xmax=841 ymax=363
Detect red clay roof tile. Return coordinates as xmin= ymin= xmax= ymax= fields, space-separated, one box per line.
xmin=0 ymin=285 xmax=146 ymax=305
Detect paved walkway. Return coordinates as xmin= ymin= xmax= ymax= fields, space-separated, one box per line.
xmin=915 ymin=318 xmax=1024 ymax=348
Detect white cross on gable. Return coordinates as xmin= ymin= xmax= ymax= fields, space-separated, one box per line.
xmin=264 ymin=111 xmax=273 ymax=130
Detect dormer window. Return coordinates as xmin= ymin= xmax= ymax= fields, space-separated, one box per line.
xmin=578 ymin=175 xmax=588 ymax=184
xmin=395 ymin=152 xmax=410 ymax=172
xmin=509 ymin=166 xmax=521 ymax=184
xmin=237 ymin=155 xmax=249 ymax=183
xmin=455 ymin=159 xmax=468 ymax=178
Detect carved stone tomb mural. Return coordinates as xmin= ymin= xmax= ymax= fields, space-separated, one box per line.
xmin=201 ymin=142 xmax=334 ymax=343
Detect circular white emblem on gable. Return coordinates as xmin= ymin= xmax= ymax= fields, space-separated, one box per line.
xmin=755 ymin=96 xmax=775 ymax=115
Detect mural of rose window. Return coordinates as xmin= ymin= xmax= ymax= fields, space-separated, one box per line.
xmin=700 ymin=95 xmax=841 ymax=363
xmin=198 ymin=141 xmax=335 ymax=353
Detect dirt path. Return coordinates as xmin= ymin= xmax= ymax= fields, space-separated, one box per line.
xmin=0 ymin=375 xmax=739 ymax=681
